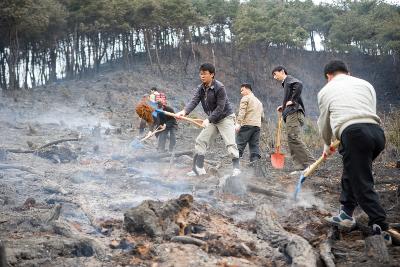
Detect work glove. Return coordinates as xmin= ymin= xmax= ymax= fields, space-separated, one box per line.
xmin=175 ymin=110 xmax=186 ymax=119
xmin=323 ymin=143 xmax=336 ymax=159
xmin=202 ymin=119 xmax=210 ymax=128
xmin=235 ymin=123 xmax=241 ymax=132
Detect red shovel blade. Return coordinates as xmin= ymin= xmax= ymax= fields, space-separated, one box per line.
xmin=271 ymin=152 xmax=285 ymax=169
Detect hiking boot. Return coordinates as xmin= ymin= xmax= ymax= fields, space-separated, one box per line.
xmin=372 ymin=224 xmax=392 ymax=246
xmin=324 ymin=210 xmax=356 ymax=230
xmin=187 ymin=166 xmax=206 ymax=177
xmin=232 ymin=168 xmax=241 ymax=176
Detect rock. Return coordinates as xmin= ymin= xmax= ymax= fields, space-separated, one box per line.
xmin=123 ymin=194 xmax=193 ymax=239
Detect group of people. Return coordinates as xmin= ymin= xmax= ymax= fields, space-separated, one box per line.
xmin=139 ymin=60 xmax=390 ymax=241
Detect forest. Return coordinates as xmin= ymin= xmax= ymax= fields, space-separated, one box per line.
xmin=0 ymin=0 xmax=399 ymax=90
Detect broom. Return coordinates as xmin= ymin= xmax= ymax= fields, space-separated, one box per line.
xmin=135 ymin=102 xmax=204 ymax=128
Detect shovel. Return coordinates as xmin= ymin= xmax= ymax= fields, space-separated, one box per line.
xmin=155 ymin=109 xmax=205 ymax=128
xmin=271 ymin=114 xmax=284 ymax=169
xmin=294 ymin=139 xmax=341 ymax=200
xmin=131 ymin=125 xmax=165 ymax=149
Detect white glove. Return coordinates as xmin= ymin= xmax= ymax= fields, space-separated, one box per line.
xmin=175 ymin=110 xmax=186 ymax=118
xmin=235 ymin=123 xmax=241 ymax=132
xmin=202 ymin=119 xmax=210 ymax=128
xmin=323 ymin=143 xmax=335 ymax=158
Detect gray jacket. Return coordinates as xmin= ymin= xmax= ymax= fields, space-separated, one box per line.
xmin=184 ymin=80 xmax=234 ymax=123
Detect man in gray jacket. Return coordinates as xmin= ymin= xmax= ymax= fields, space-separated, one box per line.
xmin=272 ymin=66 xmax=314 ymax=171
xmin=319 ymin=60 xmax=390 ymax=243
xmin=176 ymin=63 xmax=240 ymax=176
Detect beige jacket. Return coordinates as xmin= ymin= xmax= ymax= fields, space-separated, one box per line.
xmin=237 ymin=93 xmax=264 ymax=127
xmin=317 ymin=74 xmax=381 ymax=145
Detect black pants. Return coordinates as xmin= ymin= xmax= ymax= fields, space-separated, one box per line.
xmin=339 ymin=123 xmax=388 ymax=230
xmin=236 ymin=125 xmax=261 ymax=161
xmin=158 ymin=127 xmax=176 ymax=152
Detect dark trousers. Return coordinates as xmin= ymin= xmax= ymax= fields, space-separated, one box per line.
xmin=158 ymin=127 xmax=176 ymax=152
xmin=236 ymin=125 xmax=261 ymax=161
xmin=339 ymin=123 xmax=388 ymax=230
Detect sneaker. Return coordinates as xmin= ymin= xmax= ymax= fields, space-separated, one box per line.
xmin=372 ymin=224 xmax=392 ymax=246
xmin=232 ymin=168 xmax=241 ymax=176
xmin=324 ymin=210 xmax=356 ymax=230
xmin=187 ymin=166 xmax=206 ymax=176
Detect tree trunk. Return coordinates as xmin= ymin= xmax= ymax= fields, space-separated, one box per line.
xmin=49 ymin=38 xmax=57 ymax=82
xmin=7 ymin=27 xmax=19 ymax=90
xmin=24 ymin=46 xmax=29 ymax=88
xmin=310 ymin=31 xmax=316 ymax=51
xmin=144 ymin=29 xmax=153 ymax=68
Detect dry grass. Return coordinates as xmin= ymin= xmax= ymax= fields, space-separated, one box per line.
xmin=381 ymin=109 xmax=400 ymax=160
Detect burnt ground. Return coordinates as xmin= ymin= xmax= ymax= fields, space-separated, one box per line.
xmin=1 ymin=70 xmax=400 ymax=267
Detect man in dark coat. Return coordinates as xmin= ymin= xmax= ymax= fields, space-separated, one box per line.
xmin=272 ymin=66 xmax=314 ymax=171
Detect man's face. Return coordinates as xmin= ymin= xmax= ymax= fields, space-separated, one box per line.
xmin=200 ymin=70 xmax=214 ymax=85
xmin=273 ymin=70 xmax=286 ymax=82
xmin=240 ymin=86 xmax=250 ymax=96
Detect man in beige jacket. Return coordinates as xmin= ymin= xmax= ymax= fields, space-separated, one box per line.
xmin=235 ymin=83 xmax=264 ymax=163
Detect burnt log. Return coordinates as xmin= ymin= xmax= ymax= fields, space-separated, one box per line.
xmin=123 ymin=194 xmax=193 ymax=239
xmin=247 ymin=184 xmax=287 ymax=199
xmin=0 ymin=240 xmax=7 ymax=267
xmin=364 ymin=235 xmax=390 ymax=264
xmin=256 ymin=204 xmax=317 ymax=267
xmin=319 ymin=229 xmax=335 ymax=267
xmin=170 ymin=236 xmax=207 ymax=247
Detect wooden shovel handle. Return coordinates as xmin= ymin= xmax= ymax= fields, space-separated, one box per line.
xmin=140 ymin=126 xmax=165 ymax=142
xmin=303 ymin=139 xmax=341 ymax=177
xmin=275 ymin=113 xmax=283 ymax=153
xmin=161 ymin=110 xmax=205 ymax=128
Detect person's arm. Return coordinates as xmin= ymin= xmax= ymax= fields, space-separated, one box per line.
xmin=208 ymin=86 xmax=227 ymax=123
xmin=183 ymin=87 xmax=202 ymax=115
xmin=261 ymin=105 xmax=266 ymax=123
xmin=236 ymin=96 xmax=249 ymax=126
xmin=317 ymin=92 xmax=332 ymax=146
xmin=286 ymin=82 xmax=302 ymax=106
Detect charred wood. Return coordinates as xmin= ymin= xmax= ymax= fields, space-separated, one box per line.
xmin=319 ymin=228 xmax=335 ymax=267
xmin=364 ymin=235 xmax=390 ymax=264
xmin=247 ymin=184 xmax=287 ymax=199
xmin=0 ymin=240 xmax=7 ymax=267
xmin=256 ymin=204 xmax=317 ymax=267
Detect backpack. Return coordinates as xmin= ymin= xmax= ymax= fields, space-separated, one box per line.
xmin=155 ymin=92 xmax=167 ymax=105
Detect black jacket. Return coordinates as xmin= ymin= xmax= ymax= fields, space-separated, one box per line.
xmin=156 ymin=105 xmax=178 ymax=129
xmin=184 ymin=79 xmax=234 ymax=124
xmin=281 ymin=75 xmax=305 ymax=121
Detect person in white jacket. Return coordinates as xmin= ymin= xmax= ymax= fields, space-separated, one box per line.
xmin=318 ymin=60 xmax=390 ymax=243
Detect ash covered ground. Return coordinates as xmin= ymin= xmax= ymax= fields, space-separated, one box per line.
xmin=1 ymin=70 xmax=400 ymax=267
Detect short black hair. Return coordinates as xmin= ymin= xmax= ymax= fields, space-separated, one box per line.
xmin=271 ymin=66 xmax=287 ymax=76
xmin=150 ymin=87 xmax=158 ymax=92
xmin=324 ymin=60 xmax=349 ymax=78
xmin=199 ymin=63 xmax=215 ymax=75
xmin=240 ymin=83 xmax=252 ymax=91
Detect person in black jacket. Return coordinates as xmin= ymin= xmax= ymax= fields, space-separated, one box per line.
xmin=176 ymin=63 xmax=240 ymax=177
xmin=156 ymin=101 xmax=178 ymax=153
xmin=272 ymin=66 xmax=314 ymax=171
